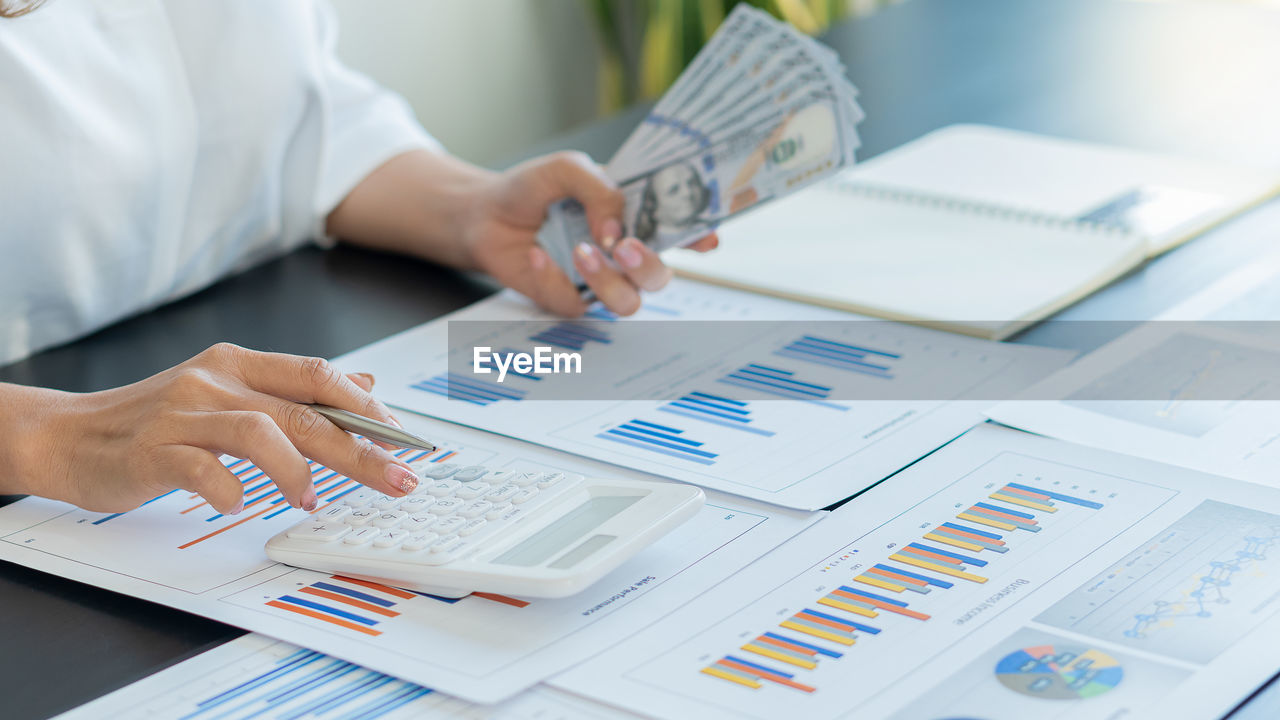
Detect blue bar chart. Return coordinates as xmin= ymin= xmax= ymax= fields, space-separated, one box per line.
xmin=529 ymin=321 xmax=612 ymax=351
xmin=717 ymin=363 xmax=848 ymax=410
xmin=659 ymin=392 xmax=776 ymax=436
xmin=596 ymin=419 xmax=719 ymax=465
xmin=773 ymin=335 xmax=900 ymax=379
xmin=410 ymin=372 xmax=529 ymax=406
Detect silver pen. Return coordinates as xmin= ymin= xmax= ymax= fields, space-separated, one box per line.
xmin=308 ymin=404 xmax=437 ymax=453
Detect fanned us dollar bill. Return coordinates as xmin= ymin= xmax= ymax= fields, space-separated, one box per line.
xmin=537 ymin=4 xmax=863 ymax=284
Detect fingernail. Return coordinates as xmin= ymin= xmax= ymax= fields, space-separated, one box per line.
xmin=529 ymin=246 xmax=548 ymax=271
xmin=354 ymin=372 xmax=375 ymax=387
xmin=302 ymin=488 xmax=318 ymax=512
xmin=601 ymin=218 xmax=622 ymax=246
xmin=616 ymin=239 xmax=643 ymax=269
xmin=387 ymin=465 xmax=419 ymax=496
xmin=387 ymin=414 xmax=403 ymax=428
xmin=229 ymin=498 xmax=245 ymax=515
xmin=575 ymin=242 xmax=601 ymax=273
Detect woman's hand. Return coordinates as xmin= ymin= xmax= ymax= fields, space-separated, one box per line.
xmin=3 ymin=343 xmax=419 ymax=515
xmin=460 ymin=151 xmax=719 ymax=317
xmin=327 ymin=149 xmax=718 ymax=318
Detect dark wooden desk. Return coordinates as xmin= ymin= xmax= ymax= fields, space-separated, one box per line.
xmin=4 ymin=0 xmax=1279 ymax=716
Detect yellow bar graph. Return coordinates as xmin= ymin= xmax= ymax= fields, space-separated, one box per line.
xmin=780 ymin=620 xmax=856 ymax=646
xmin=890 ymin=553 xmax=988 ymax=583
xmin=702 ymin=665 xmax=762 ymax=688
xmin=989 ymin=492 xmax=1056 ymax=512
xmin=742 ymin=643 xmax=818 ymax=669
xmin=817 ymin=596 xmax=878 ymax=618
xmin=957 ymin=512 xmax=1016 ymax=531
xmin=923 ymin=532 xmax=983 ymax=551
xmin=854 ymin=574 xmax=905 ymax=593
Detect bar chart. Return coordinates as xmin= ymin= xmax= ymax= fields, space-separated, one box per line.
xmin=773 ymin=335 xmax=900 ymax=379
xmin=411 ymin=372 xmax=531 ymax=406
xmin=698 ymin=478 xmax=1107 ymax=694
xmin=717 ymin=363 xmax=848 ymax=410
xmin=529 ymin=320 xmax=613 ymax=352
xmin=267 ymin=575 xmax=419 ymax=637
xmin=218 ymin=500 xmax=777 ymax=700
xmin=0 ymin=442 xmax=483 ymax=594
xmin=596 ymin=419 xmax=719 ymax=465
xmin=57 ymin=633 xmax=621 ymax=720
xmin=658 ymin=392 xmax=776 ymax=436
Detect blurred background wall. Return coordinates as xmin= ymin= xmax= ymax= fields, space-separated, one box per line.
xmin=326 ymin=0 xmax=886 ymax=166
xmin=329 ymin=0 xmax=601 ymax=166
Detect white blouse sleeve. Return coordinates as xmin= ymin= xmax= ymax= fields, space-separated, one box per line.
xmin=311 ymin=0 xmax=441 ymax=220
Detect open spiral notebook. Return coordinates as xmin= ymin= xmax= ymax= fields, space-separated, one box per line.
xmin=666 ymin=125 xmax=1279 ymax=339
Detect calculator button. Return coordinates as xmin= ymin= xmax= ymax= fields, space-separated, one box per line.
xmin=314 ymin=505 xmax=350 ymax=522
xmin=402 ymin=514 xmax=437 ymax=532
xmin=342 ymin=489 xmax=378 ymax=507
xmin=427 ymin=479 xmax=462 ymax=497
xmin=454 ymin=483 xmax=490 ymax=500
xmin=452 ymin=466 xmax=489 ymax=483
xmin=458 ymin=518 xmax=487 ymax=537
xmin=343 ymin=526 xmax=380 ymax=545
xmin=485 ymin=502 xmax=514 ymax=520
xmin=372 ymin=495 xmax=404 ymax=511
xmin=428 ymin=498 xmax=464 ymax=515
xmin=458 ymin=500 xmax=492 ymax=519
xmin=417 ymin=462 xmax=460 ymax=479
xmin=537 ymin=472 xmax=568 ymax=489
xmin=509 ymin=472 xmax=540 ymax=487
xmin=345 ymin=508 xmax=378 ymax=526
xmin=511 ymin=488 xmax=539 ymax=505
xmin=287 ymin=522 xmax=350 ymax=541
xmin=484 ymin=484 xmax=519 ymax=503
xmin=429 ymin=535 xmax=462 ymax=553
xmin=373 ymin=529 xmax=409 ymax=548
xmin=399 ymin=496 xmax=435 ymax=514
xmin=372 ymin=511 xmax=407 ymax=529
xmin=432 ymin=516 xmax=466 ymax=535
xmin=401 ymin=532 xmax=438 ymax=551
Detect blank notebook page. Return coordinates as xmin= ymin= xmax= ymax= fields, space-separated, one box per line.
xmin=667 ymin=181 xmax=1147 ymax=338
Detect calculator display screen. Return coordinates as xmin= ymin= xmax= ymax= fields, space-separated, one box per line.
xmin=493 ymin=495 xmax=640 ymax=567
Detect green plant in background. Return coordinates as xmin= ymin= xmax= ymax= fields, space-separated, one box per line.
xmin=583 ymin=0 xmax=859 ymax=114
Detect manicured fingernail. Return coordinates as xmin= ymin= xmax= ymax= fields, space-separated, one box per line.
xmin=387 ymin=465 xmax=419 ymax=495
xmin=616 ymin=239 xmax=643 ymax=269
xmin=354 ymin=372 xmax=375 ymax=387
xmin=387 ymin=414 xmax=403 ymax=428
xmin=576 ymin=242 xmax=601 ymax=273
xmin=529 ymin=246 xmax=548 ymax=271
xmin=230 ymin=498 xmax=245 ymax=515
xmin=601 ymin=219 xmax=622 ymax=247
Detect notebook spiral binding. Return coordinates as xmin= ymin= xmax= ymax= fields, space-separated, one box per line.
xmin=831 ymin=180 xmax=1135 ymax=237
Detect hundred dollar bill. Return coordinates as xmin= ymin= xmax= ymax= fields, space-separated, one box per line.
xmin=536 ymin=3 xmax=863 ymax=287
xmin=540 ymin=95 xmax=851 ymax=280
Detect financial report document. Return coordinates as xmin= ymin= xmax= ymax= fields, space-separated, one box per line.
xmin=55 ymin=634 xmax=633 ymax=720
xmin=0 ymin=414 xmax=816 ymax=703
xmin=550 ymin=424 xmax=1280 ymax=720
xmin=989 ymin=290 xmax=1280 ymax=488
xmin=337 ymin=278 xmax=1072 ymax=510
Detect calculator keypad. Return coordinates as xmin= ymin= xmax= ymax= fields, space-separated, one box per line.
xmin=281 ymin=465 xmax=585 ymax=565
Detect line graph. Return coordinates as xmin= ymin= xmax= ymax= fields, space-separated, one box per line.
xmin=1038 ymin=500 xmax=1280 ymax=663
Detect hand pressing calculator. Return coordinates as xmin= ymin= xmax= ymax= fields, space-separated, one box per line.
xmin=265 ymin=459 xmax=704 ymax=599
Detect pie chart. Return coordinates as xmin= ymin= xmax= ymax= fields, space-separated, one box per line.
xmin=994 ymin=644 xmax=1123 ymax=700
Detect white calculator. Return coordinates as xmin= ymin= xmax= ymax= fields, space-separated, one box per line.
xmin=265 ymin=459 xmax=704 ymax=599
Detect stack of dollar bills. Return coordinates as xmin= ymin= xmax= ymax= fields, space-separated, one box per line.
xmin=539 ymin=4 xmax=864 ymax=280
